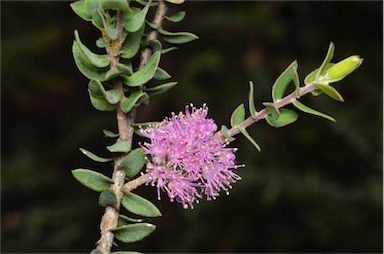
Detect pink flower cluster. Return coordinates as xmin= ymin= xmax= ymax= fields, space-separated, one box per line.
xmin=140 ymin=104 xmax=242 ymax=209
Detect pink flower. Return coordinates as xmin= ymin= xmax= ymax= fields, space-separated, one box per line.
xmin=140 ymin=104 xmax=242 ymax=209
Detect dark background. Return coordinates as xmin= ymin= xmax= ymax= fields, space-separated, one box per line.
xmin=1 ymin=1 xmax=383 ymax=253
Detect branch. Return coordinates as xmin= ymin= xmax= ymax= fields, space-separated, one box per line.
xmin=140 ymin=0 xmax=167 ymax=67
xmin=96 ymin=1 xmax=168 ymax=252
xmin=227 ymin=83 xmax=317 ymax=137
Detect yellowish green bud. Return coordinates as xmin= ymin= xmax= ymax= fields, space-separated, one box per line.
xmin=326 ymin=55 xmax=363 ymax=82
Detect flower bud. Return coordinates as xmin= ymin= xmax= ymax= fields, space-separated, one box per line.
xmin=326 ymin=55 xmax=363 ymax=82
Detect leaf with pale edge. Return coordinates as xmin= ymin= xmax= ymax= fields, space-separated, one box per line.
xmin=111 ymin=223 xmax=156 ymax=243
xmin=315 ymin=84 xmax=344 ymax=102
xmin=239 ymin=126 xmax=261 ymax=151
xmin=272 ymin=60 xmax=298 ymax=101
xmin=72 ymin=169 xmax=113 ymax=192
xmin=317 ymin=42 xmax=335 ymax=79
xmin=79 ymin=148 xmax=113 ymax=162
xmin=122 ymin=51 xmax=161 ymax=87
xmin=292 ymin=100 xmax=335 ymax=122
xmin=230 ymin=104 xmax=245 ymax=127
xmin=248 ymin=81 xmax=257 ymax=118
xmin=107 ymin=140 xmax=132 ymax=153
xmin=118 ymin=148 xmax=146 ymax=178
xmin=122 ymin=191 xmax=162 ymax=217
xmin=99 ymin=188 xmax=118 ymax=209
xmin=145 ymin=82 xmax=177 ymax=96
xmin=265 ymin=108 xmax=298 ymax=128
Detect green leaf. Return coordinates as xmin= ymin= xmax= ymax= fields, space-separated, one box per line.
xmin=239 ymin=127 xmax=261 ymax=151
xmin=118 ymin=214 xmax=145 ymax=226
xmin=315 ymin=83 xmax=344 ymax=102
xmin=220 ymin=125 xmax=235 ymax=142
xmin=120 ymin=89 xmax=148 ymax=113
xmin=88 ymin=80 xmax=115 ymax=111
xmin=111 ymin=251 xmax=142 ymax=254
xmin=272 ymin=60 xmax=298 ymax=101
xmin=122 ymin=51 xmax=161 ymax=87
xmin=111 ymin=223 xmax=156 ymax=243
xmin=96 ymin=37 xmax=106 ymax=48
xmin=293 ymin=69 xmax=300 ymax=98
xmin=317 ymin=42 xmax=335 ymax=79
xmin=118 ymin=148 xmax=146 ymax=178
xmin=122 ymin=191 xmax=162 ymax=217
xmin=161 ymin=47 xmax=178 ymax=54
xmin=153 ymin=67 xmax=171 ymax=80
xmin=136 ymin=0 xmax=158 ymax=6
xmin=292 ymin=100 xmax=336 ymax=122
xmin=263 ymin=102 xmax=280 ymax=121
xmin=248 ymin=81 xmax=257 ymax=118
xmin=107 ymin=140 xmax=132 ymax=153
xmin=99 ymin=188 xmax=118 ymax=208
xmin=72 ymin=41 xmax=109 ymax=81
xmin=123 ymin=2 xmax=151 ymax=33
xmin=72 ymin=169 xmax=113 ymax=192
xmin=90 ymin=249 xmax=104 ymax=254
xmin=101 ymin=0 xmax=129 ymax=12
xmin=85 ymin=0 xmax=103 ymax=28
xmin=304 ymin=68 xmax=319 ymax=85
xmin=265 ymin=108 xmax=298 ymax=128
xmin=120 ymin=25 xmax=145 ymax=59
xmin=103 ymin=129 xmax=119 ymax=138
xmin=158 ymin=29 xmax=198 ymax=44
xmin=230 ymin=104 xmax=245 ymax=127
xmin=79 ymin=148 xmax=114 ymax=162
xmin=97 ymin=9 xmax=118 ymax=40
xmin=75 ymin=31 xmax=108 ymax=63
xmin=105 ymin=89 xmax=121 ymax=104
xmin=145 ymin=82 xmax=177 ymax=96
xmin=165 ymin=0 xmax=185 ymax=4
xmin=165 ymin=11 xmax=186 ymax=22
xmin=71 ymin=0 xmax=92 ymax=21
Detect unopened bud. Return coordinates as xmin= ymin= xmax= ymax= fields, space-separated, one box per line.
xmin=326 ymin=55 xmax=363 ymax=82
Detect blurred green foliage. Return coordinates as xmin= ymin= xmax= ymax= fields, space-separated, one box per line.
xmin=1 ymin=1 xmax=382 ymax=253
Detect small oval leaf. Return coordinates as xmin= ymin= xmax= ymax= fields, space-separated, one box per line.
xmin=123 ymin=2 xmax=151 ymax=33
xmin=103 ymin=129 xmax=120 ymax=138
xmin=118 ymin=148 xmax=146 ymax=178
xmin=118 ymin=214 xmax=145 ymax=226
xmin=72 ymin=41 xmax=110 ymax=81
xmin=120 ymin=25 xmax=144 ymax=59
xmin=112 ymin=223 xmax=156 ymax=243
xmin=88 ymin=80 xmax=115 ymax=111
xmin=230 ymin=104 xmax=245 ymax=127
xmin=107 ymin=140 xmax=132 ymax=153
xmin=99 ymin=188 xmax=118 ymax=208
xmin=272 ymin=60 xmax=298 ymax=101
xmin=120 ymin=89 xmax=148 ymax=113
xmin=315 ymin=84 xmax=344 ymax=102
xmin=292 ymin=100 xmax=336 ymax=122
xmin=317 ymin=42 xmax=335 ymax=79
xmin=74 ymin=30 xmax=110 ymax=68
xmin=248 ymin=81 xmax=257 ymax=118
xmin=122 ymin=51 xmax=161 ymax=87
xmin=158 ymin=29 xmax=198 ymax=44
xmin=101 ymin=0 xmax=129 ymax=11
xmin=153 ymin=67 xmax=171 ymax=80
xmin=239 ymin=127 xmax=261 ymax=151
xmin=122 ymin=191 xmax=162 ymax=217
xmin=265 ymin=108 xmax=298 ymax=128
xmin=165 ymin=11 xmax=186 ymax=22
xmin=72 ymin=168 xmax=113 ymax=192
xmin=71 ymin=0 xmax=92 ymax=21
xmin=79 ymin=148 xmax=114 ymax=162
xmin=145 ymin=82 xmax=177 ymax=96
